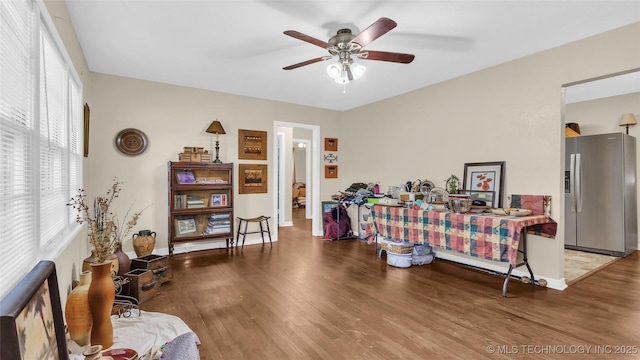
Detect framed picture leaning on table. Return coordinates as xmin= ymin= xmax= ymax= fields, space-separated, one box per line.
xmin=463 ymin=161 xmax=505 ymax=208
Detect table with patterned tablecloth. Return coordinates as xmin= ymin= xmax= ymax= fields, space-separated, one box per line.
xmin=364 ymin=205 xmax=557 ymax=296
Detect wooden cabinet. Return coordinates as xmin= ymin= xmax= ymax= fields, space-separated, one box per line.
xmin=167 ymin=162 xmax=234 ymax=256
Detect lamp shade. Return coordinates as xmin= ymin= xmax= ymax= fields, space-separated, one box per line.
xmin=205 ymin=120 xmax=226 ymax=135
xmin=619 ymin=113 xmax=638 ymax=127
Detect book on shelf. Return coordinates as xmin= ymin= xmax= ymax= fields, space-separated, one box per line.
xmin=174 ymin=194 xmax=190 ymax=209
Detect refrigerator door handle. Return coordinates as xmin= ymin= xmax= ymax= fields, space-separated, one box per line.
xmin=576 ymin=153 xmax=582 ymax=212
xmin=570 ymin=153 xmax=576 ymax=211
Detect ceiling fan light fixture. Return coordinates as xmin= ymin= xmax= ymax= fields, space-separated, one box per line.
xmin=334 ymin=73 xmax=350 ymax=84
xmin=350 ymin=62 xmax=366 ymax=79
xmin=327 ymin=61 xmax=366 ymax=84
xmin=326 ymin=63 xmax=342 ymax=79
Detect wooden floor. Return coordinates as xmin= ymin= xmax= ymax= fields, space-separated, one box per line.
xmin=143 ymin=209 xmax=640 ymax=359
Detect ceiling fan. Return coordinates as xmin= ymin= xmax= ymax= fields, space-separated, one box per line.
xmin=283 ymin=17 xmax=415 ymax=83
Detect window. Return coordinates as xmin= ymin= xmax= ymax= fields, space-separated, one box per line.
xmin=0 ymin=0 xmax=83 ymax=298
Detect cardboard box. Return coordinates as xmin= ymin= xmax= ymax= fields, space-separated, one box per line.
xmin=399 ymin=193 xmax=424 ymax=202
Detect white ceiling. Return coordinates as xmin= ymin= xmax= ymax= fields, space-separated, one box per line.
xmin=64 ymin=1 xmax=640 ymax=111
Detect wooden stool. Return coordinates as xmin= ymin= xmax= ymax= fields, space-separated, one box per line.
xmin=236 ymin=216 xmax=272 ymax=249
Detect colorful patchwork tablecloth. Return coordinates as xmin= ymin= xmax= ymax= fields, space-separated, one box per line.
xmin=365 ymin=205 xmax=557 ymax=265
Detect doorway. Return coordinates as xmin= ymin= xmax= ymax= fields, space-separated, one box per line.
xmin=273 ymin=121 xmax=322 ymax=241
xmin=561 ymin=69 xmax=640 ymax=284
xmin=293 ymin=138 xmax=311 ymax=219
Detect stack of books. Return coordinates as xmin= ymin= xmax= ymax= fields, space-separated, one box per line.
xmin=186 ymin=196 xmax=205 ymax=208
xmin=203 ymin=213 xmax=231 ymax=235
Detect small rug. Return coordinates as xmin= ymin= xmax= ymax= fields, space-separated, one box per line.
xmin=564 ymin=249 xmax=619 ymax=285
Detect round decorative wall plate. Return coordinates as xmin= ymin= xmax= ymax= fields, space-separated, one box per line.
xmin=115 ymin=128 xmax=148 ymax=156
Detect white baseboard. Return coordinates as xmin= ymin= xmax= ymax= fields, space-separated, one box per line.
xmin=435 ymin=252 xmax=567 ymax=291
xmin=149 ymin=235 xmax=278 ymax=256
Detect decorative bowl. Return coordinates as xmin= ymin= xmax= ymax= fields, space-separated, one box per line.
xmin=449 ymin=196 xmax=472 ymax=213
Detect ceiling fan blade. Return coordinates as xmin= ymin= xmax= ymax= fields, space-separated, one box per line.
xmin=351 ymin=17 xmax=397 ymax=48
xmin=283 ymin=30 xmax=331 ymax=49
xmin=283 ymin=57 xmax=330 ymax=70
xmin=360 ymin=50 xmax=415 ymax=64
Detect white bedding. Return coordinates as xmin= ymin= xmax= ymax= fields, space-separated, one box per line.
xmin=68 ymin=310 xmax=198 ymax=359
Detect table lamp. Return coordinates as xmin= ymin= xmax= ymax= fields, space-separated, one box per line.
xmin=205 ymin=119 xmax=226 ymax=163
xmin=618 ymin=113 xmax=637 ymax=135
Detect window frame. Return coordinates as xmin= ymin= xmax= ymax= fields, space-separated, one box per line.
xmin=1 ymin=0 xmax=84 ymax=299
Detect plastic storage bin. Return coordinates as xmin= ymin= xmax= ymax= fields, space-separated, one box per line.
xmin=387 ymin=252 xmax=412 ymax=268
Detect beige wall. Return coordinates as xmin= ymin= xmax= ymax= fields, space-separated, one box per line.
xmin=43 ymin=0 xmax=640 ymax=295
xmin=566 ymin=93 xmax=640 ymax=135
xmin=340 ymin=22 xmax=640 ymax=287
xmin=87 ymin=73 xmax=339 ymax=254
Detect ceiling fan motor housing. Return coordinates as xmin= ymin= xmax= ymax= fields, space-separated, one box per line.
xmin=329 ymin=28 xmax=356 ymax=48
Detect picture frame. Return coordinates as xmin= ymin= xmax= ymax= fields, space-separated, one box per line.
xmin=83 ymin=103 xmax=90 ymax=157
xmin=176 ymin=169 xmax=196 ymax=184
xmin=324 ymin=137 xmax=338 ymax=151
xmin=324 ymin=165 xmax=338 ymax=179
xmin=210 ymin=193 xmax=228 ymax=207
xmin=175 ymin=217 xmax=197 ymax=236
xmin=0 ymin=261 xmax=68 ymax=360
xmin=239 ymin=164 xmax=268 ymax=194
xmin=463 ymin=161 xmax=505 ymax=208
xmin=238 ymin=129 xmax=267 ymax=160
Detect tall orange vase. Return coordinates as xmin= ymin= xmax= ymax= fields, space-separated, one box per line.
xmin=88 ymin=261 xmax=115 ymax=348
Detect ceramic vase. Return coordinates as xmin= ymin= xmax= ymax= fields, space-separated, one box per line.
xmin=88 ymin=261 xmax=115 ymax=349
xmin=83 ymin=251 xmax=119 ymax=277
xmin=132 ymin=230 xmax=156 ymax=257
xmin=113 ymin=243 xmax=131 ymax=276
xmin=65 ymin=271 xmax=93 ymax=346
xmin=82 ymin=251 xmax=97 ymax=273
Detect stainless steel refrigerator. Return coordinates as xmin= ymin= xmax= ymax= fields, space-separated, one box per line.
xmin=565 ymin=133 xmax=638 ymax=256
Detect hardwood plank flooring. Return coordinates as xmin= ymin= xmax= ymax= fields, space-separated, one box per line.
xmin=142 ymin=209 xmax=640 ymax=359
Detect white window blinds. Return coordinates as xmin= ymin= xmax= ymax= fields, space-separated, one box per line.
xmin=0 ymin=0 xmax=36 ymax=293
xmin=0 ymin=0 xmax=83 ymax=298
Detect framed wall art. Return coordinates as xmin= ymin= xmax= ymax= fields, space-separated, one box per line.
xmin=238 ymin=129 xmax=267 ymax=160
xmin=463 ymin=161 xmax=505 ymax=208
xmin=83 ymin=103 xmax=90 ymax=157
xmin=324 ymin=137 xmax=338 ymax=151
xmin=324 ymin=165 xmax=338 ymax=179
xmin=0 ymin=261 xmax=68 ymax=360
xmin=239 ymin=164 xmax=268 ymax=194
